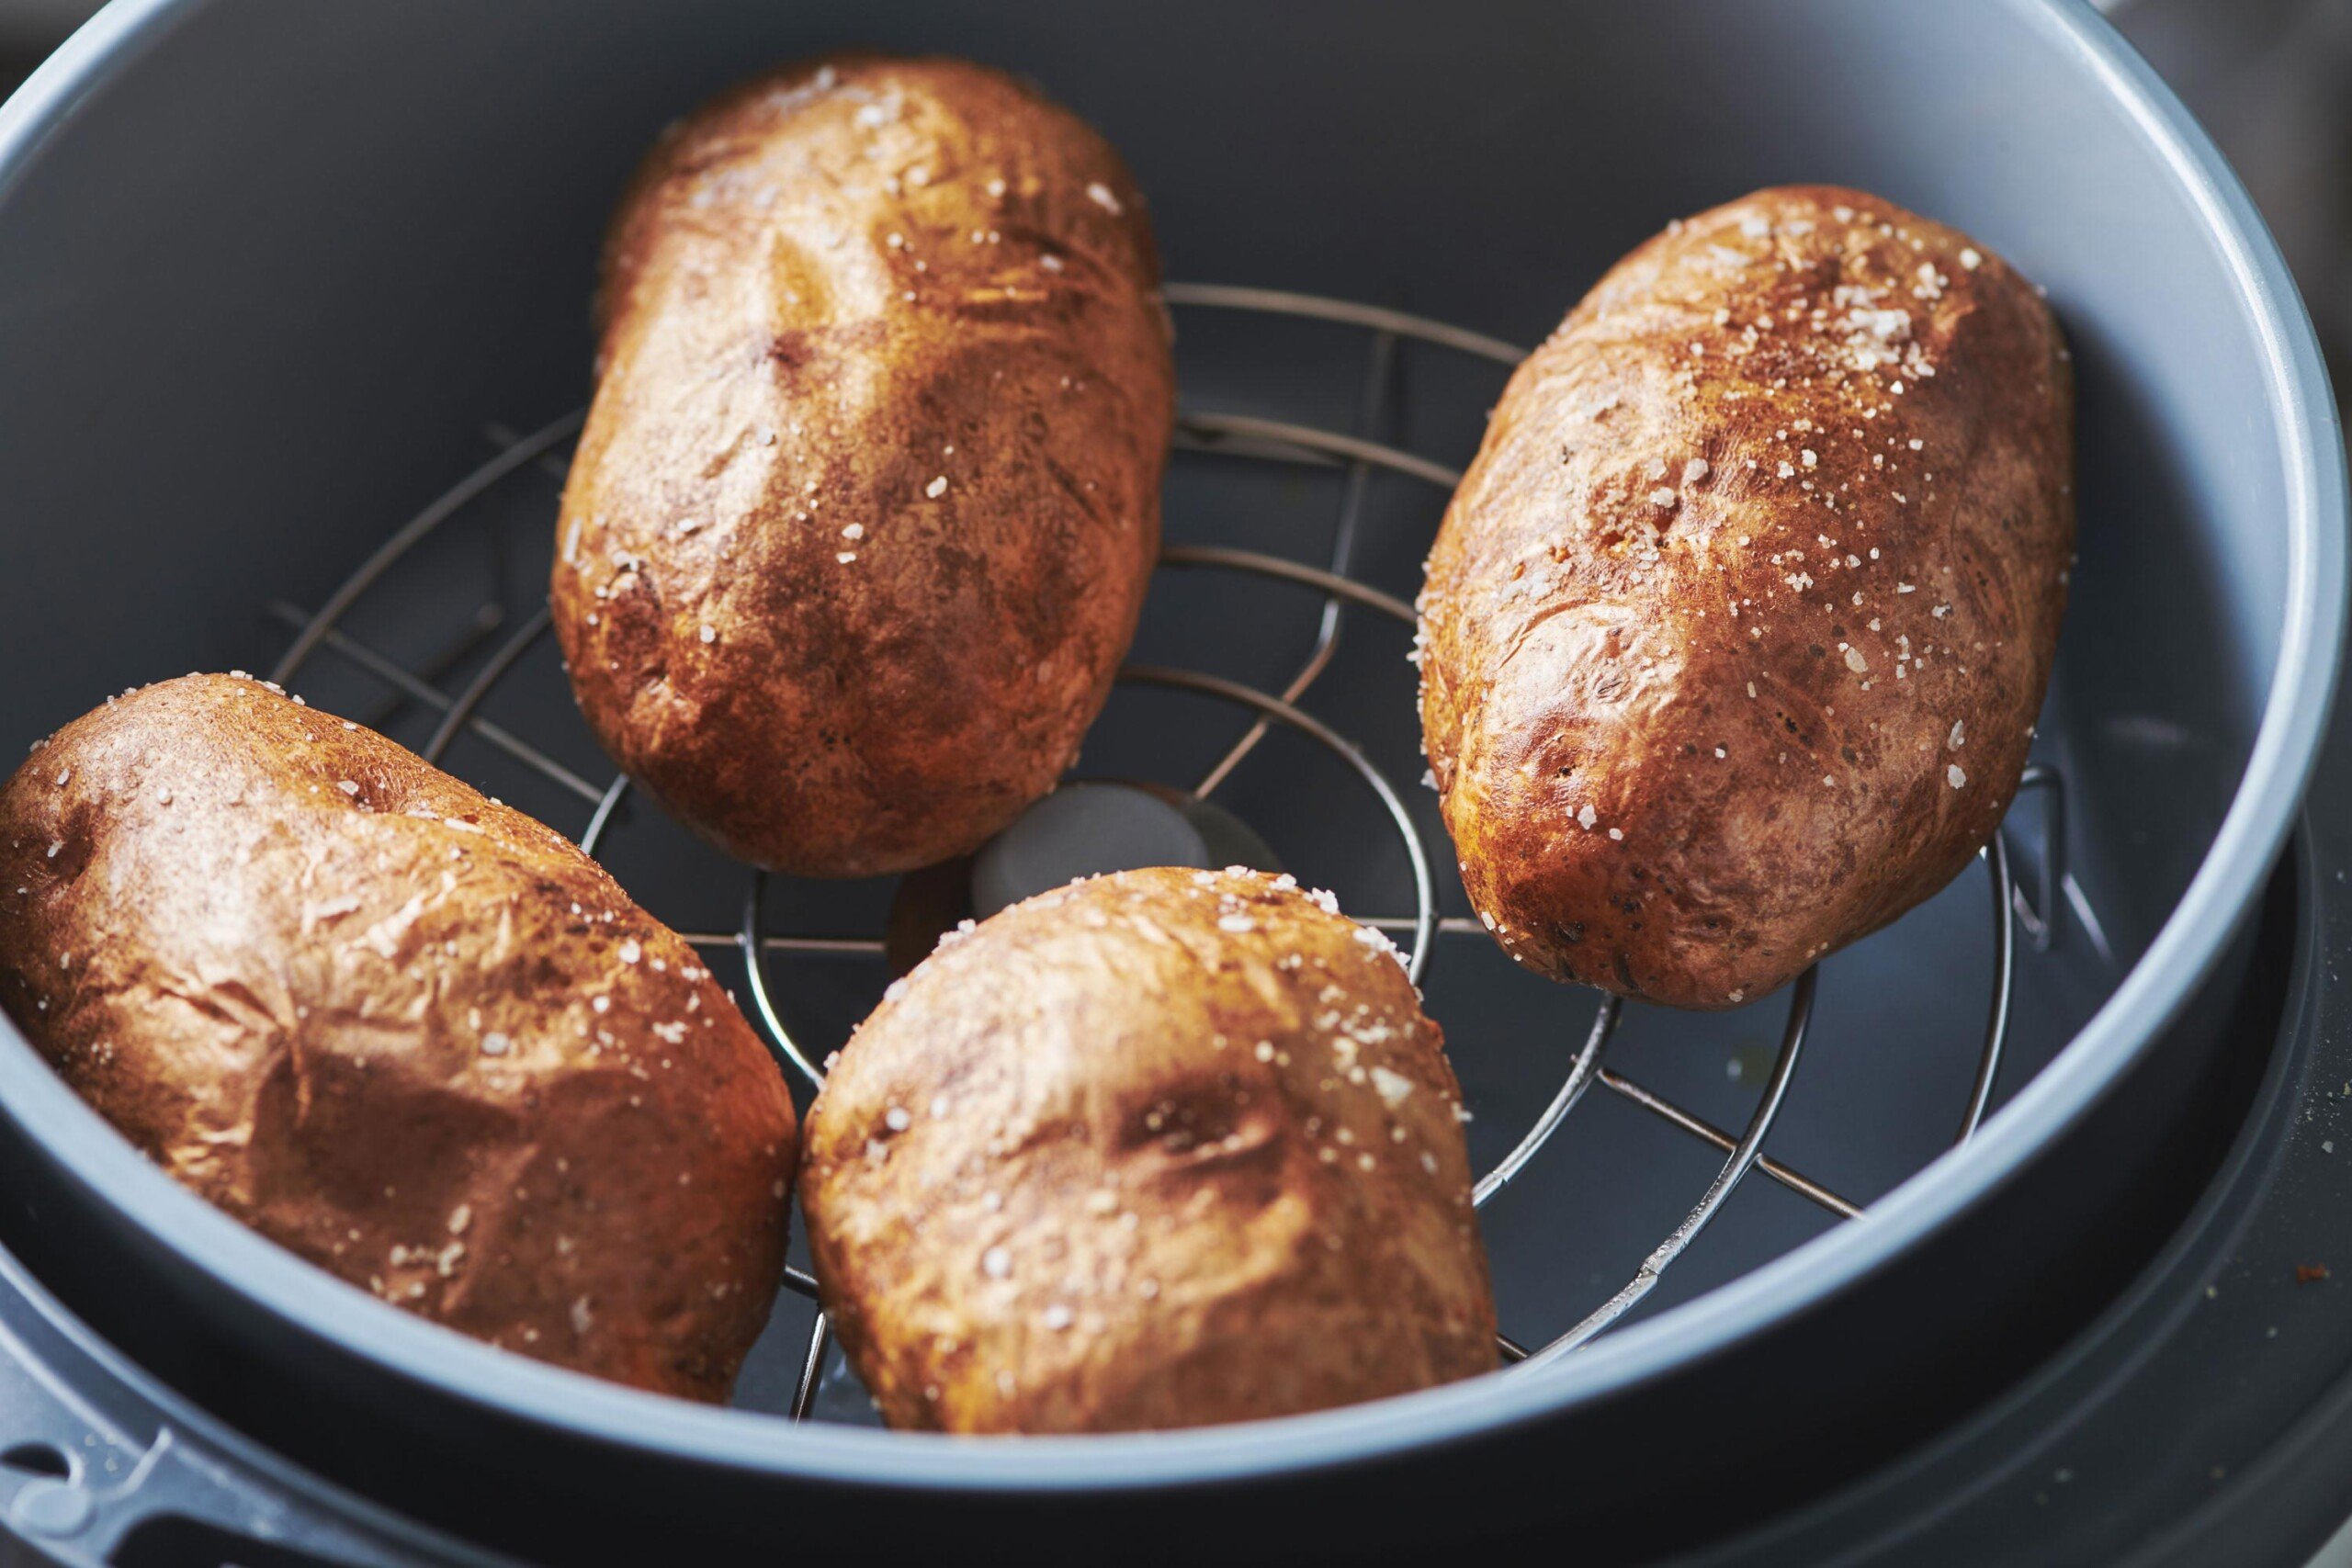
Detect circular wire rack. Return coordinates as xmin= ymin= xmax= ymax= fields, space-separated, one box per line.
xmin=264 ymin=283 xmax=2084 ymax=1423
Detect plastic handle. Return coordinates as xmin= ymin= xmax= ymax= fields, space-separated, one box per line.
xmin=0 ymin=1242 xmax=422 ymax=1568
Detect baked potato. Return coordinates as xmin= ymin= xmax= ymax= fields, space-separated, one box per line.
xmin=0 ymin=674 xmax=797 ymax=1401
xmin=553 ymin=54 xmax=1175 ymax=877
xmin=799 ymin=865 xmax=1496 ymax=1434
xmin=1419 ymin=186 xmax=2073 ymax=1010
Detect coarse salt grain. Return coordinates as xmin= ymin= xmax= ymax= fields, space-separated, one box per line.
xmin=1370 ymin=1066 xmax=1415 ymax=1108
xmin=1949 ymin=764 xmax=1968 ymax=789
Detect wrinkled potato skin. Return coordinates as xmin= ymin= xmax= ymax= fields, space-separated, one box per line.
xmin=800 ymin=867 xmax=1496 ymax=1433
xmin=1420 ymin=186 xmax=2073 ymax=1010
xmin=554 ymin=55 xmax=1174 ymax=877
xmin=0 ymin=676 xmax=797 ymax=1401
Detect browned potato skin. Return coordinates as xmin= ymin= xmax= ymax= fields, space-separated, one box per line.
xmin=553 ymin=55 xmax=1175 ymax=877
xmin=1420 ymin=186 xmax=2073 ymax=1010
xmin=800 ymin=867 xmax=1496 ymax=1433
xmin=0 ymin=675 xmax=797 ymax=1401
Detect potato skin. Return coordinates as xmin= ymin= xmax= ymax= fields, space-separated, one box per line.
xmin=1420 ymin=186 xmax=2073 ymax=1010
xmin=553 ymin=55 xmax=1174 ymax=877
xmin=800 ymin=867 xmax=1496 ymax=1433
xmin=0 ymin=675 xmax=797 ymax=1401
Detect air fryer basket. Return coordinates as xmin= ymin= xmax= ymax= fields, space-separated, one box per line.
xmin=0 ymin=0 xmax=2342 ymax=1563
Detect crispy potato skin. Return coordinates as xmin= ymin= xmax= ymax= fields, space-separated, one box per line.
xmin=1420 ymin=186 xmax=2073 ymax=1010
xmin=0 ymin=675 xmax=797 ymax=1401
xmin=554 ymin=55 xmax=1174 ymax=877
xmin=800 ymin=867 xmax=1496 ymax=1433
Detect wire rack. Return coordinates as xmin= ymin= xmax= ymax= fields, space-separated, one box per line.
xmin=262 ymin=283 xmax=2081 ymax=1424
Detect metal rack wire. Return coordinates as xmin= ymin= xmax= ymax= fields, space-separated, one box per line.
xmin=264 ymin=283 xmax=2075 ymax=1424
